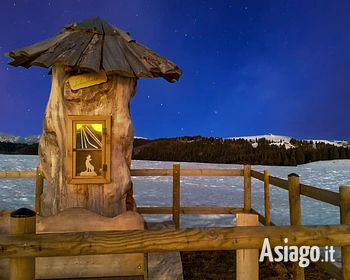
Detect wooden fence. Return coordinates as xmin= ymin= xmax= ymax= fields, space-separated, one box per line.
xmin=0 ymin=164 xmax=349 ymax=280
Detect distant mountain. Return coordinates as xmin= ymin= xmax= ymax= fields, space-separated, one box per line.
xmin=0 ymin=132 xmax=148 ymax=144
xmin=24 ymin=135 xmax=41 ymax=144
xmin=0 ymin=132 xmax=24 ymax=143
xmin=0 ymin=132 xmax=40 ymax=144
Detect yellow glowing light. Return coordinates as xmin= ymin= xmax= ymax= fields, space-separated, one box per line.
xmin=76 ymin=123 xmax=103 ymax=132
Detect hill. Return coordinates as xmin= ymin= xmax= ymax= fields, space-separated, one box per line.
xmin=0 ymin=134 xmax=349 ymax=166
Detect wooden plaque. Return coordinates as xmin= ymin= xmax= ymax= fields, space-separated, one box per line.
xmin=68 ymin=70 xmax=107 ymax=90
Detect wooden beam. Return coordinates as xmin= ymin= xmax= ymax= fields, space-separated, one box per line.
xmin=288 ymin=173 xmax=304 ymax=280
xmin=1 ymin=225 xmax=349 ymax=258
xmin=137 ymin=207 xmax=173 ymax=214
xmin=300 ymin=183 xmax=340 ymax=207
xmin=180 ymin=207 xmax=244 ymax=214
xmin=251 ymin=170 xmax=264 ymax=181
xmin=35 ymin=167 xmax=44 ymax=215
xmin=269 ymin=175 xmax=289 ymax=190
xmin=10 ymin=208 xmax=36 ymax=280
xmin=264 ymin=170 xmax=271 ymax=226
xmin=244 ymin=165 xmax=251 ymax=213
xmin=0 ymin=171 xmax=36 ymax=178
xmin=137 ymin=207 xmax=244 ymax=215
xmin=236 ymin=213 xmax=259 ymax=280
xmin=131 ymin=169 xmax=173 ymax=176
xmin=179 ymin=169 xmax=243 ymax=176
xmin=131 ymin=168 xmax=243 ymax=177
xmin=340 ymin=186 xmax=350 ymax=280
xmin=173 ymin=164 xmax=181 ymax=229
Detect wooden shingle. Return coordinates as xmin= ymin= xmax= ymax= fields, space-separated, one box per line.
xmin=5 ymin=16 xmax=182 ymax=82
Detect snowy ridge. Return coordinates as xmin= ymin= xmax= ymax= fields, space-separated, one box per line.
xmin=0 ymin=132 xmax=148 ymax=144
xmin=225 ymin=133 xmax=349 ymax=149
xmin=0 ymin=132 xmax=24 ymax=144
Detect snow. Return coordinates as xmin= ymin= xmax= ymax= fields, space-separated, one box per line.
xmin=0 ymin=155 xmax=349 ymax=265
xmin=225 ymin=133 xmax=349 ymax=149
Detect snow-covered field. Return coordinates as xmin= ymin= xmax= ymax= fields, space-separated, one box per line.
xmin=0 ymin=154 xmax=349 ymax=264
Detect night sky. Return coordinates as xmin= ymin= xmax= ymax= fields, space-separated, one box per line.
xmin=1 ymin=0 xmax=350 ymax=141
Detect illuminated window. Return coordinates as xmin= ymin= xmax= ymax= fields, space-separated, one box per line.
xmin=67 ymin=116 xmax=111 ymax=184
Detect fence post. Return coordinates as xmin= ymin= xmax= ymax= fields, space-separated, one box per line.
xmin=243 ymin=165 xmax=251 ymax=213
xmin=264 ymin=170 xmax=270 ymax=226
xmin=288 ymin=173 xmax=304 ymax=280
xmin=340 ymin=186 xmax=350 ymax=280
xmin=236 ymin=213 xmax=259 ymax=280
xmin=173 ymin=164 xmax=181 ymax=229
xmin=35 ymin=166 xmax=44 ymax=215
xmin=10 ymin=208 xmax=36 ymax=280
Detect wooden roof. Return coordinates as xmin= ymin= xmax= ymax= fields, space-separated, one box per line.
xmin=5 ymin=16 xmax=182 ymax=83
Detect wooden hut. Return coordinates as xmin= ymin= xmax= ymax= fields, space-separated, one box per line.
xmin=5 ymin=16 xmax=182 ymax=217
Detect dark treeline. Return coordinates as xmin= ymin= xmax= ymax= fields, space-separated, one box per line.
xmin=1 ymin=136 xmax=350 ymax=166
xmin=0 ymin=142 xmax=39 ymax=155
xmin=132 ymin=136 xmax=350 ymax=166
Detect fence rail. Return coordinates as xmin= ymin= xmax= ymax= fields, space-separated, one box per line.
xmin=251 ymin=169 xmax=340 ymax=206
xmin=1 ymin=164 xmax=349 ymax=280
xmin=1 ymin=224 xmax=349 ymax=259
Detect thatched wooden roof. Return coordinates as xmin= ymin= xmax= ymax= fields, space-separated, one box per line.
xmin=5 ymin=16 xmax=182 ymax=83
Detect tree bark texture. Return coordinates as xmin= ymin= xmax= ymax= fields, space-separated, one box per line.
xmin=39 ymin=65 xmax=137 ymax=217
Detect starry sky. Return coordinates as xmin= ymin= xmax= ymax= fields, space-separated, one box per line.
xmin=1 ymin=0 xmax=350 ymax=141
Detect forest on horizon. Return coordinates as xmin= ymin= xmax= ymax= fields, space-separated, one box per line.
xmin=0 ymin=136 xmax=349 ymax=166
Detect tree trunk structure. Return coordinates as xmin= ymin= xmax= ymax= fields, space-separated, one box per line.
xmin=39 ymin=65 xmax=137 ymax=217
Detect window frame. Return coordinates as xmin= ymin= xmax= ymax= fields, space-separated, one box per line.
xmin=67 ymin=115 xmax=111 ymax=184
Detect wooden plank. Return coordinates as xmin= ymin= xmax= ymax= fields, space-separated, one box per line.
xmin=102 ymin=35 xmax=134 ymax=76
xmin=0 ymin=259 xmax=9 ymax=280
xmin=173 ymin=164 xmax=181 ymax=229
xmin=35 ymin=254 xmax=144 ymax=279
xmin=54 ymin=32 xmax=93 ymax=67
xmin=236 ymin=213 xmax=259 ymax=280
xmin=128 ymin=43 xmax=175 ymax=75
xmin=117 ymin=38 xmax=153 ymax=78
xmin=7 ymin=31 xmax=73 ymax=58
xmin=269 ymin=175 xmax=289 ymax=190
xmin=36 ymin=208 xmax=145 ymax=279
xmin=31 ymin=32 xmax=81 ymax=68
xmin=264 ymin=170 xmax=271 ymax=226
xmin=1 ymin=225 xmax=349 ymax=258
xmin=0 ymin=168 xmax=242 ymax=178
xmin=288 ymin=173 xmax=304 ymax=280
xmin=137 ymin=207 xmax=244 ymax=215
xmin=244 ymin=165 xmax=251 ymax=213
xmin=77 ymin=34 xmax=103 ymax=73
xmin=68 ymin=69 xmax=107 ymax=90
xmin=137 ymin=207 xmax=172 ymax=214
xmin=101 ymin=19 xmax=132 ymax=41
xmin=251 ymin=170 xmax=264 ymax=181
xmin=35 ymin=167 xmax=44 ymax=215
xmin=340 ymin=186 xmax=350 ymax=280
xmin=74 ymin=16 xmax=104 ymax=34
xmin=0 ymin=171 xmax=36 ymax=178
xmin=300 ymin=183 xmax=340 ymax=207
xmin=179 ymin=169 xmax=243 ymax=176
xmin=180 ymin=207 xmax=244 ymax=214
xmin=131 ymin=169 xmax=173 ymax=176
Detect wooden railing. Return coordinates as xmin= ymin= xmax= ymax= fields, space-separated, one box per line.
xmin=0 ymin=164 xmax=349 ymax=280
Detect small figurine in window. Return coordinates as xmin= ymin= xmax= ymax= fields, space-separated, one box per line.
xmin=85 ymin=154 xmax=95 ymax=172
xmin=80 ymin=154 xmax=97 ymax=176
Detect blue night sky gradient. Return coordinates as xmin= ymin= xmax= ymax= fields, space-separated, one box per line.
xmin=0 ymin=0 xmax=349 ymax=140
